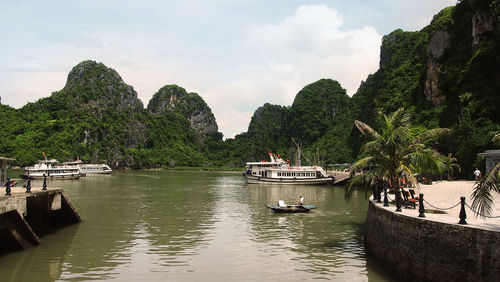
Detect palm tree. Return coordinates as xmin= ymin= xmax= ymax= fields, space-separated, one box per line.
xmin=441 ymin=153 xmax=461 ymax=181
xmin=471 ymin=133 xmax=500 ymax=217
xmin=347 ymin=108 xmax=449 ymax=197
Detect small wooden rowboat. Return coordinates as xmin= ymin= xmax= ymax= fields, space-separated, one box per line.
xmin=265 ymin=203 xmax=316 ymax=213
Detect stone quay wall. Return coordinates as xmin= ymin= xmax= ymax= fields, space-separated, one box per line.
xmin=0 ymin=189 xmax=81 ymax=254
xmin=364 ymin=200 xmax=500 ymax=281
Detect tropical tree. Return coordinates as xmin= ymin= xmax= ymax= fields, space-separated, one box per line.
xmin=346 ymin=108 xmax=449 ymax=197
xmin=440 ymin=153 xmax=461 ymax=181
xmin=471 ymin=133 xmax=500 ymax=217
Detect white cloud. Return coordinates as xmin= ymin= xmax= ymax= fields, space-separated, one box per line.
xmin=0 ymin=71 xmax=67 ymax=106
xmin=170 ymin=4 xmax=382 ymax=138
xmin=244 ymin=4 xmax=381 ymax=96
xmin=199 ymin=4 xmax=381 ymax=137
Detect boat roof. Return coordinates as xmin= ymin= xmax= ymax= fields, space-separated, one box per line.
xmin=246 ymin=161 xmax=326 ymax=170
xmin=478 ymin=149 xmax=500 ymax=157
xmin=246 ymin=161 xmax=282 ymax=165
xmin=271 ymin=165 xmax=324 ymax=169
xmin=62 ymin=160 xmax=83 ymax=165
xmin=0 ymin=157 xmax=16 ymax=161
xmin=38 ymin=159 xmax=58 ymax=163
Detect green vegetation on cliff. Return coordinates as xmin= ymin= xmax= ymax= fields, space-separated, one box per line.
xmin=349 ymin=0 xmax=500 ymax=177
xmin=222 ymin=79 xmax=355 ymax=167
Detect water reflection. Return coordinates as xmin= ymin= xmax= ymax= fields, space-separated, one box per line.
xmin=0 ymin=171 xmax=394 ymax=281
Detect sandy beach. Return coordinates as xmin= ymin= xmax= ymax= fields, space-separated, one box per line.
xmin=378 ymin=180 xmax=500 ymax=232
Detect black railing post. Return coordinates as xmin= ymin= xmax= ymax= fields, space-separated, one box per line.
xmin=26 ymin=179 xmax=31 ymax=193
xmin=418 ymin=193 xmax=425 ymax=218
xmin=459 ymin=196 xmax=467 ymax=224
xmin=395 ymin=189 xmax=402 ymax=212
xmin=5 ymin=177 xmax=11 ymax=196
xmin=376 ymin=181 xmax=382 ymax=203
xmin=383 ymin=186 xmax=389 ymax=206
xmin=372 ymin=184 xmax=377 ymax=201
xmin=42 ymin=174 xmax=47 ymax=191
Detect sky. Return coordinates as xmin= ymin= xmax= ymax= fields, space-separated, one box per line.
xmin=0 ymin=0 xmax=456 ymax=138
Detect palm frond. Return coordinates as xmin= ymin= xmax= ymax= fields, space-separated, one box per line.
xmin=471 ymin=162 xmax=500 ymax=217
xmin=403 ymin=149 xmax=445 ymax=175
xmin=345 ymin=173 xmax=368 ymax=199
xmin=493 ymin=133 xmax=500 ymax=144
xmin=361 ymin=140 xmax=381 ymax=154
xmin=413 ymin=128 xmax=450 ymax=144
xmin=350 ymin=156 xmax=375 ymax=175
xmin=471 ymin=182 xmax=496 ymax=217
xmin=388 ymin=108 xmax=406 ymax=124
xmin=396 ymin=164 xmax=420 ymax=190
xmin=440 ymin=153 xmax=461 ymax=176
xmin=354 ymin=120 xmax=379 ymax=139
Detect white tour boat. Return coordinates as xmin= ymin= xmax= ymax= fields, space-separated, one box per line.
xmin=62 ymin=159 xmax=113 ymax=174
xmin=22 ymin=159 xmax=83 ymax=179
xmin=243 ymin=153 xmax=334 ymax=185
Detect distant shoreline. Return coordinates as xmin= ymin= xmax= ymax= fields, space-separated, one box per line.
xmin=125 ymin=166 xmax=244 ymax=172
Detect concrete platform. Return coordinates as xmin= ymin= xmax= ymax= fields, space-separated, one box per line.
xmin=0 ymin=187 xmax=81 ymax=254
xmin=329 ymin=170 xmax=351 ymax=184
xmin=378 ymin=180 xmax=500 ymax=231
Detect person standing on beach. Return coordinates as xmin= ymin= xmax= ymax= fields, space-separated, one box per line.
xmin=473 ymin=168 xmax=482 ymax=183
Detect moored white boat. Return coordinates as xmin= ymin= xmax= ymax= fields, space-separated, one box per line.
xmin=243 ymin=153 xmax=334 ymax=185
xmin=62 ymin=159 xmax=113 ymax=174
xmin=22 ymin=159 xmax=82 ymax=179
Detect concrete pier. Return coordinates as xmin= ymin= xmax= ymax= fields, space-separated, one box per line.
xmin=364 ymin=181 xmax=500 ymax=281
xmin=329 ymin=170 xmax=351 ymax=184
xmin=0 ymin=187 xmax=81 ymax=254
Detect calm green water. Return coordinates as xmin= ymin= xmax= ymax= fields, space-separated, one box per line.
xmin=0 ymin=171 xmax=392 ymax=281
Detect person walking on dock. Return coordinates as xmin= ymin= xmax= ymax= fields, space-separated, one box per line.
xmin=473 ymin=168 xmax=482 ymax=183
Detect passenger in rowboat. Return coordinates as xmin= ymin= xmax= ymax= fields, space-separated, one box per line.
xmin=298 ymin=196 xmax=304 ymax=206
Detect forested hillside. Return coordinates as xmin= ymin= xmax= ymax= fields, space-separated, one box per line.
xmin=1 ymin=0 xmax=499 ymax=176
xmin=0 ymin=61 xmax=223 ymax=168
xmin=224 ymin=79 xmax=354 ymax=167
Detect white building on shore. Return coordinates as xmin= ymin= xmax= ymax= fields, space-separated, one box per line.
xmin=478 ymin=149 xmax=500 ymax=173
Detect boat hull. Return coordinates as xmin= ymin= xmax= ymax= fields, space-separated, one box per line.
xmin=265 ymin=204 xmax=311 ymax=213
xmin=80 ymin=170 xmax=112 ymax=175
xmin=243 ymin=173 xmax=334 ymax=185
xmin=20 ymin=173 xmax=81 ymax=180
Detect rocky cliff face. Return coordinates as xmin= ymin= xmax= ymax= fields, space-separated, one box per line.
xmin=379 ymin=31 xmax=400 ymax=68
xmin=50 ymin=60 xmax=148 ymax=166
xmin=424 ymin=0 xmax=499 ymax=105
xmin=147 ymin=85 xmax=218 ymax=144
xmin=60 ymin=60 xmax=144 ymax=117
xmin=472 ymin=9 xmax=495 ymax=48
xmin=425 ymin=28 xmax=449 ymax=105
xmin=470 ymin=0 xmax=497 ymax=49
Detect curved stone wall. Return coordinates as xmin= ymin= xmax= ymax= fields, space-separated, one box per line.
xmin=364 ymin=200 xmax=500 ymax=281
